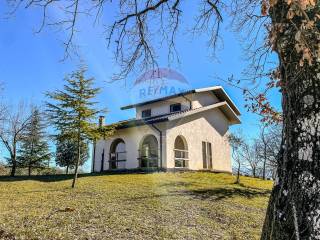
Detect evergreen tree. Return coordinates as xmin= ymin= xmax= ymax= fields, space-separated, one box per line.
xmin=18 ymin=107 xmax=51 ymax=176
xmin=46 ymin=67 xmax=111 ymax=188
xmin=55 ymin=135 xmax=89 ymax=174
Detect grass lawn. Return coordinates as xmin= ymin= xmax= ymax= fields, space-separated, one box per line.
xmin=0 ymin=172 xmax=272 ymax=240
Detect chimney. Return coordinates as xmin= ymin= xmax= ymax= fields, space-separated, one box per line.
xmin=98 ymin=115 xmax=105 ymax=127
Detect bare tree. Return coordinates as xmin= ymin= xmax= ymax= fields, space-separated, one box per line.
xmin=256 ymin=125 xmax=269 ymax=180
xmin=265 ymin=123 xmax=282 ymax=178
xmin=0 ymin=103 xmax=30 ymax=176
xmin=241 ymin=141 xmax=262 ymax=178
xmin=229 ymin=132 xmax=245 ymax=184
xmin=256 ymin=124 xmax=282 ymax=179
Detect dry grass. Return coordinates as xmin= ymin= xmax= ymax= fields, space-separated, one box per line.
xmin=0 ymin=172 xmax=273 ymax=240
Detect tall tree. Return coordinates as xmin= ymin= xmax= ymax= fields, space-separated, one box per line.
xmin=229 ymin=132 xmax=245 ymax=184
xmin=0 ymin=103 xmax=30 ymax=177
xmin=55 ymin=134 xmax=89 ymax=174
xmin=18 ymin=107 xmax=51 ymax=176
xmin=256 ymin=126 xmax=269 ymax=180
xmin=265 ymin=124 xmax=282 ymax=178
xmin=6 ymin=0 xmax=320 ymax=237
xmin=256 ymin=124 xmax=282 ymax=179
xmin=238 ymin=140 xmax=263 ymax=178
xmin=46 ymin=67 xmax=103 ymax=188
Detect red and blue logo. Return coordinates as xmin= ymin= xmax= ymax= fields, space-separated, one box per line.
xmin=131 ymin=68 xmax=190 ymax=100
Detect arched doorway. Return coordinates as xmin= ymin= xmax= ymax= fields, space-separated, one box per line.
xmin=109 ymin=138 xmax=126 ymax=169
xmin=174 ymin=135 xmax=189 ymax=168
xmin=139 ymin=135 xmax=159 ymax=168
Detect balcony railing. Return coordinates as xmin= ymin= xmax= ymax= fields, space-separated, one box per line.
xmin=109 ymin=151 xmax=126 ymax=169
xmin=174 ymin=149 xmax=189 ymax=168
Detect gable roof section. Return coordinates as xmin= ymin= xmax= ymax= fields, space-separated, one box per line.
xmin=120 ymin=86 xmax=240 ymax=116
xmin=111 ymin=101 xmax=240 ymax=130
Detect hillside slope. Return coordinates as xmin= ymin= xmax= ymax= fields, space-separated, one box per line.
xmin=0 ymin=172 xmax=272 ymax=240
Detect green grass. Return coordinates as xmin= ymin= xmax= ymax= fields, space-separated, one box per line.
xmin=0 ymin=172 xmax=273 ymax=240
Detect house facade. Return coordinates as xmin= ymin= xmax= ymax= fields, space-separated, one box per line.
xmin=92 ymin=86 xmax=241 ymax=173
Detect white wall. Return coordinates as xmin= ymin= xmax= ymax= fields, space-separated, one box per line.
xmin=135 ymin=92 xmax=220 ymax=119
xmin=136 ymin=97 xmax=190 ymax=119
xmin=165 ymin=108 xmax=232 ymax=172
xmin=93 ymin=124 xmax=167 ymax=172
xmin=191 ymin=92 xmax=219 ymax=109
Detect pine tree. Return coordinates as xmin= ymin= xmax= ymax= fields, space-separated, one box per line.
xmin=46 ymin=67 xmax=110 ymax=188
xmin=55 ymin=134 xmax=89 ymax=174
xmin=18 ymin=107 xmax=51 ymax=176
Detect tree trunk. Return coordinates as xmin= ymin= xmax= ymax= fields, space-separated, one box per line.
xmin=236 ymin=162 xmax=240 ymax=184
xmin=66 ymin=165 xmax=69 ymax=174
xmin=261 ymin=2 xmax=320 ymax=238
xmin=263 ymin=145 xmax=267 ymax=180
xmin=28 ymin=165 xmax=31 ymax=176
xmin=10 ymin=155 xmax=16 ymax=177
xmin=72 ymin=123 xmax=81 ymax=188
xmin=10 ymin=145 xmax=17 ymax=177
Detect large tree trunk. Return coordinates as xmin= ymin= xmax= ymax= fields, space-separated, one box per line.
xmin=261 ymin=2 xmax=320 ymax=238
xmin=28 ymin=165 xmax=31 ymax=177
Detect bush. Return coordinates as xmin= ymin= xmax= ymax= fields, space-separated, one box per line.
xmin=0 ymin=164 xmax=9 ymax=176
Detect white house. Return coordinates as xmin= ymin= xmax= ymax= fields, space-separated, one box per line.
xmin=92 ymin=86 xmax=241 ymax=173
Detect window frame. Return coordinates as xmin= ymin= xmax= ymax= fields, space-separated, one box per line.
xmin=202 ymin=141 xmax=207 ymax=169
xmin=170 ymin=103 xmax=182 ymax=113
xmin=202 ymin=141 xmax=213 ymax=169
xmin=141 ymin=109 xmax=151 ymax=118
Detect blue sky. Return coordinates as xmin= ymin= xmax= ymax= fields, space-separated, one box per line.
xmin=0 ymin=2 xmax=281 ymax=171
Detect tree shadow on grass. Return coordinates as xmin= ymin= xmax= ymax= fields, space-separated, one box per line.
xmin=0 ymin=228 xmax=16 ymax=240
xmin=180 ymin=187 xmax=271 ymax=201
xmin=0 ymin=173 xmax=93 ymax=182
xmin=124 ymin=187 xmax=271 ymax=202
xmin=0 ymin=170 xmax=165 ymax=182
xmin=159 ymin=181 xmax=194 ymax=188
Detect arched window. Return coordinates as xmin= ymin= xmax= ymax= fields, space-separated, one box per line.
xmin=139 ymin=135 xmax=159 ymax=168
xmin=109 ymin=138 xmax=126 ymax=169
xmin=174 ymin=135 xmax=189 ymax=168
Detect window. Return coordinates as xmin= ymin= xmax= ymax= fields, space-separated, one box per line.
xmin=202 ymin=141 xmax=213 ymax=169
xmin=174 ymin=136 xmax=189 ymax=168
xmin=207 ymin=142 xmax=212 ymax=169
xmin=170 ymin=103 xmax=181 ymax=113
xmin=139 ymin=135 xmax=159 ymax=168
xmin=141 ymin=109 xmax=151 ymax=118
xmin=202 ymin=142 xmax=207 ymax=169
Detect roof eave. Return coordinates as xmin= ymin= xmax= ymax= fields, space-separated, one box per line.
xmin=111 ymin=101 xmax=240 ymax=130
xmin=120 ymin=90 xmax=195 ymax=110
xmin=195 ymin=86 xmax=241 ymax=116
xmin=168 ymin=101 xmax=241 ymax=125
xmin=218 ymin=104 xmax=241 ymax=125
xmin=120 ymin=86 xmax=241 ymax=116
